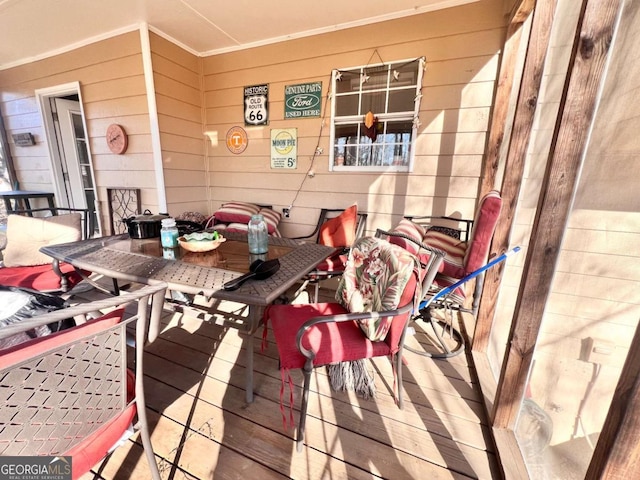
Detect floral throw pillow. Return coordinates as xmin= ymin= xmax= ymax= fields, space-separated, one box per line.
xmin=335 ymin=236 xmax=417 ymax=342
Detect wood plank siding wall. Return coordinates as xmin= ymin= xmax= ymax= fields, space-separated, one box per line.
xmin=201 ymin=0 xmax=508 ymax=237
xmin=0 ymin=31 xmax=159 ymax=231
xmin=0 ymin=1 xmax=509 ymax=236
xmin=150 ymin=33 xmax=207 ymax=215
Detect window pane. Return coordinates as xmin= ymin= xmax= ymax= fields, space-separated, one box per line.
xmin=381 ymin=144 xmax=396 ymax=166
xmin=361 ymin=91 xmax=386 ymax=115
xmin=362 ymin=65 xmax=388 ymax=91
xmin=345 ymin=142 xmax=358 ymax=166
xmin=72 ymin=113 xmax=85 ymax=139
xmin=336 ymin=94 xmax=359 ymax=116
xmin=335 ymin=70 xmax=360 ymax=94
xmin=392 ymin=60 xmax=420 ymax=86
xmin=335 ymin=123 xmax=358 ymax=143
xmin=81 ymin=163 xmax=93 ymax=189
xmin=386 ymin=119 xmax=413 ymax=134
xmin=371 ymin=144 xmax=385 ymax=166
xmin=388 ymin=89 xmax=416 ymax=113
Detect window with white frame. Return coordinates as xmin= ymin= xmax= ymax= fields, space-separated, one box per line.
xmin=330 ymin=57 xmax=424 ymax=171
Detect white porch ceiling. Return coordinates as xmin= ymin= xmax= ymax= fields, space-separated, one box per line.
xmin=0 ymin=0 xmax=479 ymax=70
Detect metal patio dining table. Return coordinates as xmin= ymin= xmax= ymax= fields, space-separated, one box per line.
xmin=41 ymin=231 xmax=337 ymax=402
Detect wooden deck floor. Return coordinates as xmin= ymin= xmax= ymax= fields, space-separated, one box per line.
xmin=77 ymin=285 xmax=501 ymax=480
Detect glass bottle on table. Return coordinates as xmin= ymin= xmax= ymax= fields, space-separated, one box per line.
xmin=247 ymin=214 xmax=268 ymax=254
xmin=160 ymin=218 xmax=179 ymax=249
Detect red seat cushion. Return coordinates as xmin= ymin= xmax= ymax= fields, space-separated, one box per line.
xmin=266 ymin=302 xmax=391 ymax=370
xmin=0 ymin=262 xmax=88 ymax=292
xmin=308 ymin=253 xmax=348 ymax=276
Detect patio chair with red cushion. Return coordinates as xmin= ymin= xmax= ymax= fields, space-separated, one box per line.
xmin=290 ymin=205 xmax=368 ymax=302
xmin=0 ymin=208 xmax=99 ymax=294
xmin=379 ymin=190 xmax=505 ymax=358
xmin=0 ymin=282 xmax=167 ymax=480
xmin=419 ymin=189 xmax=502 ymax=316
xmin=263 ymin=235 xmax=444 ymax=451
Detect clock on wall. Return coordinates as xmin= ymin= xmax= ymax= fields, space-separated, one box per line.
xmin=106 ymin=123 xmax=128 ymax=154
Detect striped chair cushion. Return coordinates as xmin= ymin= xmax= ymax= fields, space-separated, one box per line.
xmin=213 ymin=222 xmax=281 ymax=237
xmin=259 ymin=208 xmax=282 ymax=235
xmin=429 ymin=273 xmax=467 ymax=305
xmin=213 ymin=202 xmax=260 ymax=224
xmin=387 ymin=219 xmax=426 ymax=255
xmin=422 ymin=230 xmax=467 ymax=278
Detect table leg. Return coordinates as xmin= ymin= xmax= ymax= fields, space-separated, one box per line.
xmin=246 ymin=305 xmax=265 ymax=403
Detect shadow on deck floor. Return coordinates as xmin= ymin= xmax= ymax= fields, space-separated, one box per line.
xmin=72 ymin=281 xmax=500 ymax=480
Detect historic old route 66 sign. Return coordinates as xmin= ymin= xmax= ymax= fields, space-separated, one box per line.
xmin=244 ymin=84 xmax=269 ymax=126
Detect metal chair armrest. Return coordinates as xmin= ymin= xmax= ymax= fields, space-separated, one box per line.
xmin=295 ymin=302 xmax=414 ymax=361
xmin=0 ymin=282 xmax=168 ymax=342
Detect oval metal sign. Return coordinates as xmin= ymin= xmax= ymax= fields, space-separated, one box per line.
xmin=285 ymin=94 xmax=320 ymax=111
xmin=284 ymin=81 xmax=322 ymax=119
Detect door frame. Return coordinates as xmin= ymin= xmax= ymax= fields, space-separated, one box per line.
xmin=35 ymin=81 xmax=102 ymax=233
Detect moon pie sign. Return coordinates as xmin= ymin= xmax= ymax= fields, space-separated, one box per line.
xmin=284 ymin=82 xmax=322 ymax=119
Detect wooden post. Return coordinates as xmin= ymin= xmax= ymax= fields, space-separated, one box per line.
xmin=478 ymin=1 xmax=535 ymax=198
xmin=474 ymin=0 xmax=556 ymax=354
xmin=492 ymin=0 xmax=624 ymax=430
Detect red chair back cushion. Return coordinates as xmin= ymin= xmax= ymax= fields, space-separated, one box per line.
xmin=463 ymin=190 xmax=502 ymax=274
xmin=318 ymin=205 xmax=358 ymax=248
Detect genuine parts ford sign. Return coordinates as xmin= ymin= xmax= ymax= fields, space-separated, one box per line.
xmin=284 ymin=82 xmax=322 ymax=118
